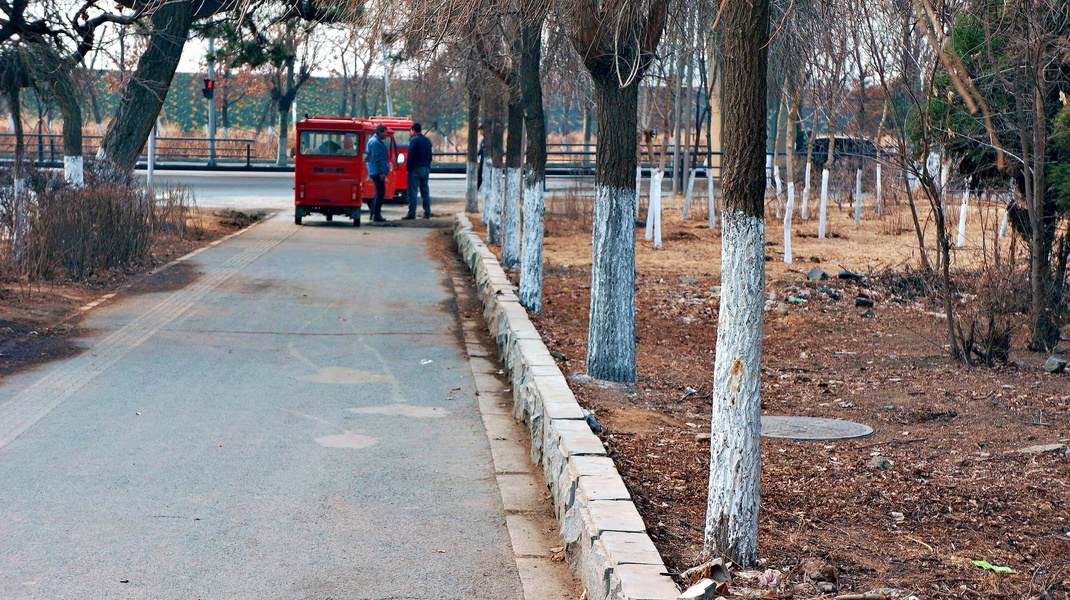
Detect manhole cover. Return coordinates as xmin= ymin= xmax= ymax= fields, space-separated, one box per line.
xmin=760 ymin=416 xmax=874 ymax=440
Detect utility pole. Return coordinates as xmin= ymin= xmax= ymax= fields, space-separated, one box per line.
xmin=382 ymin=37 xmax=394 ymax=117
xmin=206 ymin=37 xmax=217 ymax=166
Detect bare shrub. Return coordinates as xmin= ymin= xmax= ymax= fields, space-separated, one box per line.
xmin=545 ymin=181 xmax=593 ymax=236
xmin=0 ymin=168 xmax=201 ymax=282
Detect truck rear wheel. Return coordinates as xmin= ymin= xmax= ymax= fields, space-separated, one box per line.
xmin=326 ymin=213 xmax=333 ymax=222
xmin=295 ymin=209 xmax=303 ymax=225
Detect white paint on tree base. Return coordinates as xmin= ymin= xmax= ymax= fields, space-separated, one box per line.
xmin=519 ymin=182 xmax=545 ymax=313
xmin=957 ymin=190 xmax=970 ymax=248
xmin=1000 ymin=206 xmax=1010 ymax=238
xmin=485 ymin=165 xmax=504 ymax=245
xmin=854 ymin=168 xmax=862 ymax=225
xmin=818 ymin=167 xmax=831 ymax=239
xmin=587 ymin=184 xmax=637 ymax=382
xmin=705 ymin=209 xmax=764 ymax=566
xmin=645 ymin=170 xmax=663 ymax=249
xmin=64 ymin=156 xmax=84 ymax=188
xmin=480 ymin=158 xmax=493 ymax=228
xmin=773 ymin=164 xmax=783 ymax=218
xmin=801 ymin=162 xmax=812 ymax=220
xmin=501 ymin=167 xmax=522 ymax=269
xmin=683 ymin=170 xmax=697 ymax=220
xmin=465 ymin=161 xmax=479 ymax=213
xmin=875 ymin=164 xmax=883 ymax=215
xmin=783 ymin=182 xmax=795 ymax=264
xmin=635 ymin=166 xmax=643 ymax=218
xmin=708 ymin=171 xmax=717 ymax=229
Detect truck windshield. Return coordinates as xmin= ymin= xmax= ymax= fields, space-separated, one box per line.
xmin=300 ymin=131 xmax=359 ymax=156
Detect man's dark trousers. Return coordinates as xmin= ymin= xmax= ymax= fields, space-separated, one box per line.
xmin=370 ymin=174 xmax=386 ymax=220
xmin=406 ymin=167 xmax=432 ymax=217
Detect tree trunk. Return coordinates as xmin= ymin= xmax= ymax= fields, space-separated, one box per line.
xmin=484 ymin=96 xmax=505 ymax=244
xmin=465 ymin=86 xmax=480 ymax=213
xmin=585 ymin=74 xmax=640 ymax=383
xmin=9 ymin=87 xmax=27 ymax=264
xmin=97 ymin=0 xmax=195 ymax=171
xmin=783 ymin=91 xmax=799 ymax=263
xmin=519 ymin=20 xmax=547 ymax=313
xmin=705 ymin=0 xmax=768 ymax=568
xmin=501 ymin=93 xmax=524 ymax=269
xmin=1026 ymin=88 xmax=1059 ymax=351
xmin=50 ymin=63 xmax=84 ymax=187
xmin=801 ymin=112 xmax=818 ymax=220
xmin=818 ymin=112 xmax=836 ymax=239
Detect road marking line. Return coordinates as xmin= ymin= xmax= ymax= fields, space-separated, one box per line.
xmin=0 ymin=221 xmax=299 ymax=450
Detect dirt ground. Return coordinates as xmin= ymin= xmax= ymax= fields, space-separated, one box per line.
xmin=0 ymin=208 xmax=267 ymax=377
xmin=466 ymin=187 xmax=1070 ymax=600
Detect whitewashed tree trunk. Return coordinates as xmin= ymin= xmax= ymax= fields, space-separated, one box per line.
xmin=875 ymin=164 xmax=883 ymax=215
xmin=587 ymin=185 xmax=637 ymax=382
xmin=765 ymin=154 xmax=772 ymax=189
xmin=853 ymin=168 xmax=862 ymax=225
xmin=683 ymin=170 xmax=697 ymax=220
xmin=480 ymin=157 xmax=493 ymax=227
xmin=64 ymin=156 xmax=84 ymax=188
xmin=519 ymin=182 xmax=545 ymax=312
xmin=999 ymin=204 xmax=1009 ymax=237
xmin=784 ymin=181 xmax=795 ymax=263
xmin=489 ymin=167 xmax=504 ymax=244
xmin=772 ymin=162 xmax=783 ymax=219
xmin=801 ymin=162 xmax=812 ymax=221
xmin=707 ymin=209 xmax=764 ymax=567
xmin=635 ymin=166 xmax=643 ymax=219
xmin=708 ymin=170 xmax=717 ymax=229
xmin=956 ymin=189 xmax=970 ymax=248
xmin=645 ymin=170 xmax=663 ymax=248
xmin=465 ymin=161 xmax=479 ymax=213
xmin=818 ymin=167 xmax=830 ymax=239
xmin=501 ymin=167 xmax=522 ymax=268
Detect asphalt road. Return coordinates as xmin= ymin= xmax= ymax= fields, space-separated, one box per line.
xmin=138 ymin=170 xmax=587 ymax=213
xmin=0 ymin=215 xmax=526 ymax=598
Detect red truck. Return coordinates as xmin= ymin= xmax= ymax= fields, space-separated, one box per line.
xmin=294 ymin=117 xmax=400 ymax=226
xmin=370 ymin=116 xmax=414 ymax=201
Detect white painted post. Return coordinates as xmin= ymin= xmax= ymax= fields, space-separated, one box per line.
xmin=818 ymin=167 xmax=830 ymax=239
xmin=784 ymin=179 xmax=795 ymax=263
xmin=853 ymin=168 xmax=862 ymax=225
xmin=646 ymin=169 xmax=664 ymax=248
xmin=956 ymin=189 xmax=970 ymax=247
xmin=875 ymin=164 xmax=883 ymax=215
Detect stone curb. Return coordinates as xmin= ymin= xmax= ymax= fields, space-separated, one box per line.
xmin=452 ymin=214 xmax=680 ymax=600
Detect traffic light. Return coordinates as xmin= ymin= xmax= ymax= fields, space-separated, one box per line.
xmin=202 ymin=78 xmax=215 ymax=99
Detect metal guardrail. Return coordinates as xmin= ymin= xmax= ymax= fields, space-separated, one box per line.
xmin=0 ymin=133 xmax=731 ymax=180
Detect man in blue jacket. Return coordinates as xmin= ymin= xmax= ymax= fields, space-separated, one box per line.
xmin=403 ymin=122 xmax=434 ymax=219
xmin=366 ymin=124 xmax=390 ymax=222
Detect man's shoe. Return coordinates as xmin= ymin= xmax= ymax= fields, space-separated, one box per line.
xmin=423 ymin=213 xmax=435 ymax=219
xmin=372 ymin=216 xmax=387 ymax=222
xmin=401 ymin=214 xmax=416 ymax=220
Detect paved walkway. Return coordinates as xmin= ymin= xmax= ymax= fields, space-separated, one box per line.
xmin=0 ymin=215 xmax=569 ymax=599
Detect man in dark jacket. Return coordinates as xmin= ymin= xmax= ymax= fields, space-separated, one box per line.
xmin=403 ymin=122 xmax=434 ymax=219
xmin=365 ymin=124 xmax=390 ymax=222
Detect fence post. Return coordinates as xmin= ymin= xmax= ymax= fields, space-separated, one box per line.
xmin=246 ymin=143 xmax=251 ymax=168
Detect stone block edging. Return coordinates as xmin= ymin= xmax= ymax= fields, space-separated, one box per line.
xmin=453 ymin=214 xmax=680 ymax=600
